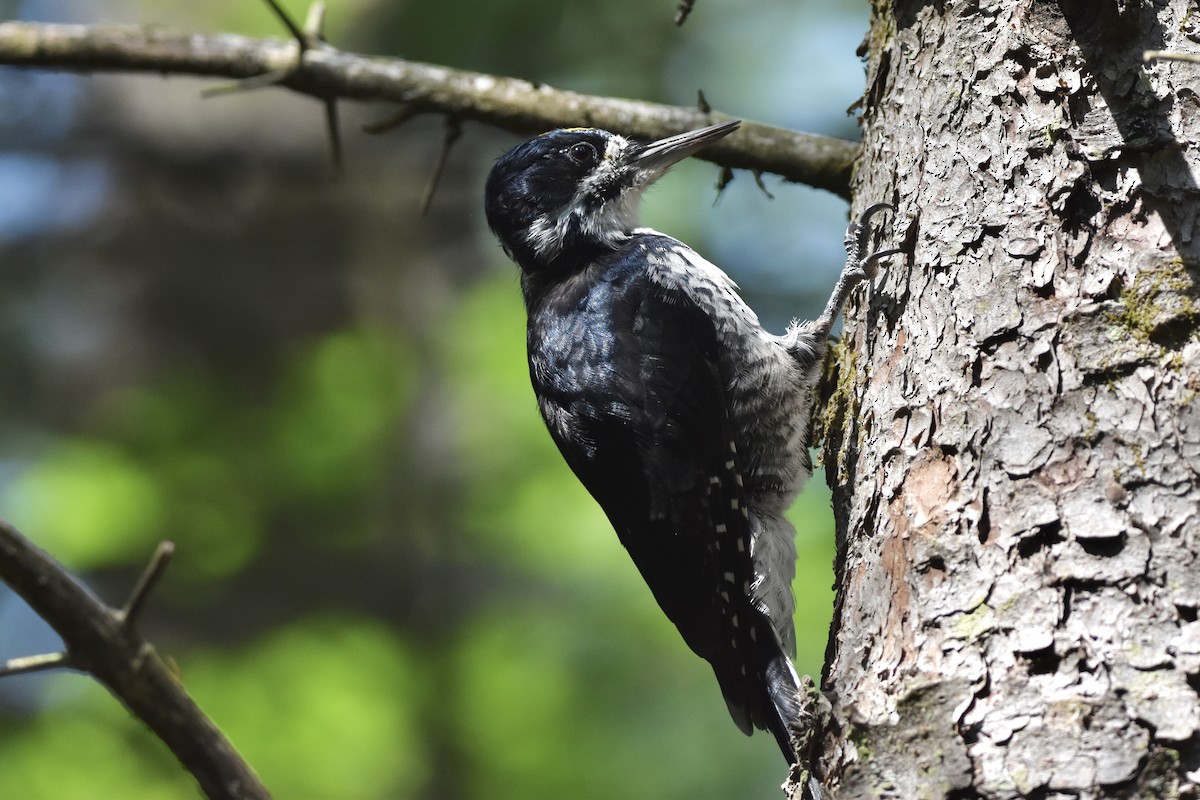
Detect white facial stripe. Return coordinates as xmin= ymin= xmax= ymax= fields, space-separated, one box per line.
xmin=522 ymin=134 xmax=639 ymax=262
xmin=578 ymin=135 xmax=631 ymax=196
xmin=604 ymin=135 xmax=630 ymax=161
xmin=525 ymin=201 xmax=638 ymax=261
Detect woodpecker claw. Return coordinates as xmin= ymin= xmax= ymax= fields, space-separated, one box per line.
xmin=862 ymin=246 xmax=905 ymax=274
xmin=812 ymin=203 xmax=900 ymax=336
xmin=860 ymin=201 xmax=895 ymax=222
xmin=844 ymin=202 xmax=897 ymax=279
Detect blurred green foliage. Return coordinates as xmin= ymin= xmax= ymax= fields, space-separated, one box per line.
xmin=3 ymin=439 xmax=166 ymax=571
xmin=185 ymin=617 xmax=428 ymax=797
xmin=0 ymin=0 xmax=864 ymax=797
xmin=2 ymin=328 xmax=415 ymax=580
xmin=0 ymin=617 xmax=427 ymax=799
xmin=0 ymin=276 xmax=837 ymax=800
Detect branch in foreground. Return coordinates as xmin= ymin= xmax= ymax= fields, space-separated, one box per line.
xmin=0 ymin=21 xmax=857 ymax=198
xmin=0 ymin=520 xmax=270 ymax=800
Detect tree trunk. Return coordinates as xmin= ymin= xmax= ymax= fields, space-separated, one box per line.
xmin=817 ymin=0 xmax=1200 ymax=797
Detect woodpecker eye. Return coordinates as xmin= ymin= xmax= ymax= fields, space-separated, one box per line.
xmin=567 ymin=142 xmax=598 ymax=166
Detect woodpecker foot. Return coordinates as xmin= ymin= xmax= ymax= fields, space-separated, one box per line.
xmin=847 ymin=203 xmax=902 ymax=280
xmin=813 ymin=203 xmax=901 ymax=335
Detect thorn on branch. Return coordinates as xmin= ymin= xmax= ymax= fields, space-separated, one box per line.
xmin=753 ymin=169 xmax=775 ymax=200
xmin=324 ymin=98 xmax=344 ymax=179
xmin=207 ymin=2 xmax=341 ymax=178
xmin=304 ymin=1 xmax=328 ymax=44
xmin=713 ymin=166 xmax=734 ymax=205
xmin=119 ymin=541 xmax=175 ymax=629
xmin=696 ymin=89 xmax=711 ymax=114
xmin=421 ymin=117 xmax=463 ymax=215
xmin=675 ymin=0 xmax=696 ymax=26
xmin=262 ymin=0 xmax=310 ymax=51
xmin=203 ymin=2 xmax=329 ymax=97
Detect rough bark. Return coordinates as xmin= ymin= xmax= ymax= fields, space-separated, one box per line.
xmin=815 ymin=0 xmax=1200 ymax=797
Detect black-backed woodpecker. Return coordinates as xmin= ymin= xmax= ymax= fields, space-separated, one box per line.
xmin=484 ymin=120 xmax=897 ymax=762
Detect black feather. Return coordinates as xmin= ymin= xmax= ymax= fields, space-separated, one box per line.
xmin=525 ymin=241 xmax=794 ymax=747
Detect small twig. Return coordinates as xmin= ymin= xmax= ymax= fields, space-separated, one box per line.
xmin=324 ymin=98 xmax=344 ymax=177
xmin=304 ymin=0 xmax=343 ymax=176
xmin=201 ymin=68 xmax=291 ymax=97
xmin=421 ymin=116 xmax=463 ymax=214
xmin=697 ymin=89 xmax=711 ymax=114
xmin=261 ymin=0 xmax=309 ymax=50
xmin=304 ymin=2 xmax=327 ymax=44
xmin=752 ymin=169 xmax=775 ymax=200
xmin=207 ymin=2 xmax=342 ymax=177
xmin=675 ymin=0 xmax=697 ymax=26
xmin=713 ymin=166 xmax=735 ymax=205
xmin=119 ymin=541 xmax=175 ymax=628
xmin=203 ymin=1 xmax=319 ymax=98
xmin=362 ymin=106 xmax=420 ymax=134
xmin=1143 ymin=50 xmax=1200 ymax=63
xmin=0 ymin=651 xmax=71 ymax=678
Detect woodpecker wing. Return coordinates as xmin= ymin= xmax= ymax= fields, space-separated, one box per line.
xmin=525 ymin=245 xmax=779 ymax=735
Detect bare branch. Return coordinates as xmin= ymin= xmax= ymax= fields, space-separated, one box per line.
xmin=0 ymin=651 xmax=71 ymax=678
xmin=0 ymin=21 xmax=857 ymax=197
xmin=0 ymin=519 xmax=271 ymax=800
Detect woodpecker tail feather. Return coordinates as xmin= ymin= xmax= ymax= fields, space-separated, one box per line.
xmin=712 ymin=610 xmax=808 ymax=763
xmin=764 ymin=652 xmax=805 ymax=764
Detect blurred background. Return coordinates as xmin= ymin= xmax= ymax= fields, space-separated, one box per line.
xmin=0 ymin=0 xmax=870 ymax=797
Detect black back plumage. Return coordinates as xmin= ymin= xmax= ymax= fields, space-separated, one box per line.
xmin=524 ymin=240 xmax=782 ymax=735
xmin=485 ymin=124 xmax=804 ymax=762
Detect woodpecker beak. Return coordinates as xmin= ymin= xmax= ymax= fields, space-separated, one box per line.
xmin=631 ymin=120 xmax=741 ymax=180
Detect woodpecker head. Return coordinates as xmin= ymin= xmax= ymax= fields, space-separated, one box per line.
xmin=485 ymin=120 xmax=741 ymax=274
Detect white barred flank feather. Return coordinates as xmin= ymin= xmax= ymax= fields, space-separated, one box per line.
xmin=640 ymin=233 xmax=826 ymax=657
